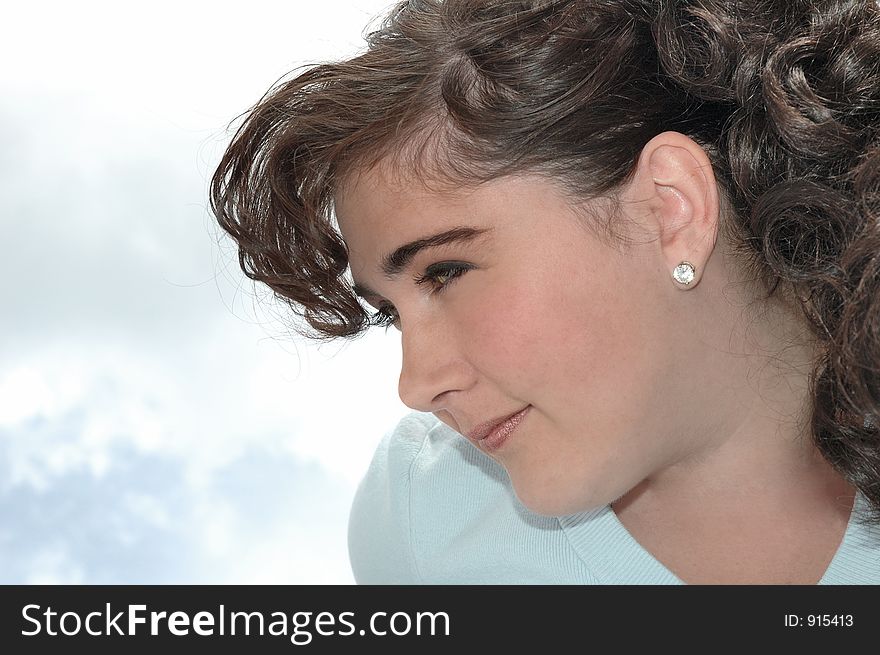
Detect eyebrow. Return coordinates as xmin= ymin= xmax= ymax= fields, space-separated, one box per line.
xmin=351 ymin=226 xmax=493 ymax=301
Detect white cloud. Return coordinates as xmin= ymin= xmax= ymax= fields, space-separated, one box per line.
xmin=0 ymin=0 xmax=408 ymax=584
xmin=24 ymin=547 xmax=86 ymax=585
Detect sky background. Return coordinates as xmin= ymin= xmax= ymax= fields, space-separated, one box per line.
xmin=0 ymin=0 xmax=408 ymax=584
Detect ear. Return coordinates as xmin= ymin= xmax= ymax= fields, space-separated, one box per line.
xmin=625 ymin=131 xmax=720 ymax=289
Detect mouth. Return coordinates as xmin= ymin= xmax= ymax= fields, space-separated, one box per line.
xmin=465 ymin=406 xmax=531 ymax=453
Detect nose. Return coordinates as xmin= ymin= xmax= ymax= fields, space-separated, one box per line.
xmin=397 ymin=317 xmax=474 ymax=412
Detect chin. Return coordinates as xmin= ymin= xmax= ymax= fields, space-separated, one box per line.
xmin=510 ymin=478 xmax=608 ymax=518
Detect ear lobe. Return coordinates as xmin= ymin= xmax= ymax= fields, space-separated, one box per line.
xmin=641 ymin=132 xmax=720 ymax=289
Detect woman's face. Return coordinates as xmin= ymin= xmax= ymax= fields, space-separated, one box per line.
xmin=335 ymin=166 xmax=698 ymax=516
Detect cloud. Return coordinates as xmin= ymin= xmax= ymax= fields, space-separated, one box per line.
xmin=0 ymin=430 xmax=353 ymax=583
xmin=0 ymin=0 xmax=410 ymax=584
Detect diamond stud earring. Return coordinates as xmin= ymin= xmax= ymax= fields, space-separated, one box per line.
xmin=672 ymin=261 xmax=696 ymax=286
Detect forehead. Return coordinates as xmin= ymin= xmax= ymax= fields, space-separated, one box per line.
xmin=334 ymin=168 xmax=488 ymax=270
xmin=333 ymin=164 xmax=590 ymax=245
xmin=335 ymin=164 xmax=471 ymax=230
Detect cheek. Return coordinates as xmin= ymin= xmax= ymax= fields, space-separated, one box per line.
xmin=558 ymin=276 xmax=646 ymax=387
xmin=458 ymin=269 xmax=558 ymax=381
xmin=527 ymin=263 xmax=642 ymax=382
xmin=455 ymin=253 xmax=655 ymax=395
xmin=468 ymin=258 xmax=656 ymax=415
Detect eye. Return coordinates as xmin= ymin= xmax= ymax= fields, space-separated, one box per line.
xmin=412 ymin=262 xmax=471 ymax=293
xmin=366 ymin=262 xmax=473 ymax=330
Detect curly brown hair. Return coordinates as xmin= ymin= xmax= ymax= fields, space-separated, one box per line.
xmin=209 ymin=0 xmax=880 ymax=522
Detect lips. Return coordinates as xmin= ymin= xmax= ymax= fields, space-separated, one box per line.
xmin=465 ymin=406 xmax=530 ymax=443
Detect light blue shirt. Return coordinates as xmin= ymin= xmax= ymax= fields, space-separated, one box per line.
xmin=348 ymin=411 xmax=880 ymax=584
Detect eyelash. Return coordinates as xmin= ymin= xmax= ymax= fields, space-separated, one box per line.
xmin=368 ymin=263 xmax=472 ymax=329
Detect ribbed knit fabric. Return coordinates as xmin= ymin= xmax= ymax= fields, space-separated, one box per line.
xmin=348 ymin=411 xmax=880 ymax=584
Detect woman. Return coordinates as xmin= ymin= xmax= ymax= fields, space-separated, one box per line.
xmin=210 ymin=0 xmax=880 ymax=584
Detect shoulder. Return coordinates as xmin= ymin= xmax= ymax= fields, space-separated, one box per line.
xmin=348 ymin=412 xmax=515 ymax=584
xmin=823 ymin=492 xmax=880 ymax=584
xmin=347 ymin=411 xmax=587 ymax=583
xmin=352 ymin=412 xmax=466 ymax=501
xmin=346 ymin=412 xmax=460 ymax=584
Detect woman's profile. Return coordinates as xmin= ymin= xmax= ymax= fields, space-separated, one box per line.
xmin=210 ymin=0 xmax=880 ymax=584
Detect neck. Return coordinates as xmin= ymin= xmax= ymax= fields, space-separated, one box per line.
xmin=614 ymin=279 xmax=856 ymax=533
